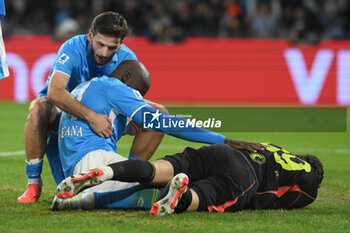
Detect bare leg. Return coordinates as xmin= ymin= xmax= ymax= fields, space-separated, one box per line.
xmin=18 ymin=96 xmax=58 ymax=203
xmin=129 ymin=100 xmax=168 ymax=161
xmin=129 ymin=128 xmax=164 ymax=160
xmin=186 ymin=189 xmax=199 ymax=212
xmin=150 ymin=159 xmax=174 ymax=185
xmin=24 ymin=97 xmax=57 ymax=161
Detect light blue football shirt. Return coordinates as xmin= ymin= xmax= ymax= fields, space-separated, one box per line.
xmin=59 ymin=75 xmax=225 ymax=176
xmin=38 ymin=34 xmax=137 ymax=96
xmin=0 ymin=0 xmax=5 ymax=17
xmin=0 ymin=0 xmax=7 ymax=80
xmin=58 ymin=76 xmax=148 ymax=177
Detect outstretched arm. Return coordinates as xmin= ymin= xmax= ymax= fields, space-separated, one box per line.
xmin=130 ymin=105 xmax=265 ymax=152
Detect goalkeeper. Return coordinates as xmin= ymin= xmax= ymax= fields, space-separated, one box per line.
xmin=54 ymin=143 xmax=323 ymax=215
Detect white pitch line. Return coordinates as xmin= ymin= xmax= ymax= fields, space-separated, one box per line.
xmin=1 ymin=146 xmax=349 ymax=157
xmin=0 ymin=150 xmax=25 ymax=156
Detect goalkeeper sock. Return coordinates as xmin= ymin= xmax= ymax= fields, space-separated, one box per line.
xmin=108 ymin=160 xmax=155 ymax=183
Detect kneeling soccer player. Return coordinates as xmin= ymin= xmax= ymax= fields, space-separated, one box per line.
xmin=53 ymin=143 xmax=323 ymax=215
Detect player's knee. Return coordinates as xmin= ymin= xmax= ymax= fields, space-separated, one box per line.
xmin=27 ymin=98 xmax=53 ymax=128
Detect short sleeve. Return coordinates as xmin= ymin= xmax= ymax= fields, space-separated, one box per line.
xmin=107 ymin=82 xmax=147 ymax=119
xmin=52 ymin=41 xmax=80 ymax=77
xmin=119 ymin=44 xmax=137 ymax=60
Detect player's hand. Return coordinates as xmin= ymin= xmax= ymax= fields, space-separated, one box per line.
xmin=224 ymin=138 xmax=266 ymax=153
xmin=88 ymin=112 xmax=113 ymax=138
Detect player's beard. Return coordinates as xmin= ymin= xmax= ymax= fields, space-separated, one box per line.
xmin=90 ymin=44 xmax=113 ymax=66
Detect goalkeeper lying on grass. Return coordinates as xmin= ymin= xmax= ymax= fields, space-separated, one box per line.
xmin=53 ymin=143 xmax=323 ymax=216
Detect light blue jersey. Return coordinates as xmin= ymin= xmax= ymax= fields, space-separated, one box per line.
xmin=59 ymin=76 xmax=225 ymax=177
xmin=0 ymin=0 xmax=8 ymax=80
xmin=41 ymin=34 xmax=136 ymax=184
xmin=38 ymin=34 xmax=137 ymax=96
xmin=58 ymin=76 xmax=161 ymax=209
xmin=0 ymin=0 xmax=5 ymax=17
xmin=59 ymin=76 xmax=148 ymax=177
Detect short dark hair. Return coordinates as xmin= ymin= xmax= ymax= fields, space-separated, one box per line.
xmin=91 ymin=11 xmax=129 ymax=40
xmin=110 ymin=60 xmax=151 ymax=96
xmin=295 ymin=154 xmax=324 ymax=188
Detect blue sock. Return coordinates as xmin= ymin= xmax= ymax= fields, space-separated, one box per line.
xmin=128 ymin=153 xmax=148 ymax=161
xmin=25 ymin=159 xmax=43 ymax=179
xmin=94 ymin=185 xmax=159 ymax=209
xmin=46 ymin=132 xmax=65 ymax=185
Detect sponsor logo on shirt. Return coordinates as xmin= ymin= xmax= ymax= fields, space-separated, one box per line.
xmin=57 ymin=53 xmax=70 ymax=64
xmin=250 ymin=152 xmax=266 ymax=165
xmin=133 ymin=90 xmax=143 ymax=100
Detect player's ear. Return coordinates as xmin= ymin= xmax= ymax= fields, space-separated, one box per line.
xmin=121 ymin=71 xmax=131 ymax=85
xmin=118 ymin=39 xmax=124 ymax=49
xmin=88 ymin=29 xmax=94 ymax=42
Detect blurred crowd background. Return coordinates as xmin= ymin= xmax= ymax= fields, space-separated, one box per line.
xmin=3 ymin=0 xmax=350 ymax=44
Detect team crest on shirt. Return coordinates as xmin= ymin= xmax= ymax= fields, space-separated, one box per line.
xmin=57 ymin=53 xmax=70 ymax=64
xmin=250 ymin=152 xmax=266 ymax=165
xmin=133 ymin=90 xmax=143 ymax=100
xmin=82 ymin=66 xmax=89 ymax=72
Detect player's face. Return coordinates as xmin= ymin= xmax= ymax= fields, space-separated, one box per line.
xmin=88 ymin=30 xmax=122 ymax=66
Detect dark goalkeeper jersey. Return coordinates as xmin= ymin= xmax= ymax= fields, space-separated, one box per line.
xmin=240 ymin=143 xmax=319 ymax=210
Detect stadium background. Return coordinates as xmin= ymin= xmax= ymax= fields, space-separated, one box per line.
xmin=1 ymin=0 xmax=350 ymax=105
xmin=0 ymin=1 xmax=349 ymax=232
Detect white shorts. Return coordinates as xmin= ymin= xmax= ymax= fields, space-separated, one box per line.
xmin=74 ymin=150 xmax=139 ymax=193
xmin=0 ymin=20 xmax=9 ymax=79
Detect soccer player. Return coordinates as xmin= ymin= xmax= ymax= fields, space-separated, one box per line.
xmin=0 ymin=0 xmax=9 ymax=79
xmin=53 ymin=143 xmax=323 ymax=215
xmin=51 ymin=59 xmax=265 ymax=210
xmin=18 ymin=11 xmax=166 ymax=203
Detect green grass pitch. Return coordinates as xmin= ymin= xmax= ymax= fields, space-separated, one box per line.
xmin=0 ymin=102 xmax=349 ymax=233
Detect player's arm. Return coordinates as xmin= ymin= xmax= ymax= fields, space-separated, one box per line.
xmin=273 ymin=189 xmax=316 ymax=209
xmin=110 ymin=87 xmax=264 ymax=152
xmin=131 ymin=105 xmax=264 ymax=152
xmin=47 ymin=71 xmax=113 ymax=138
xmin=273 ymin=171 xmax=318 ymax=209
